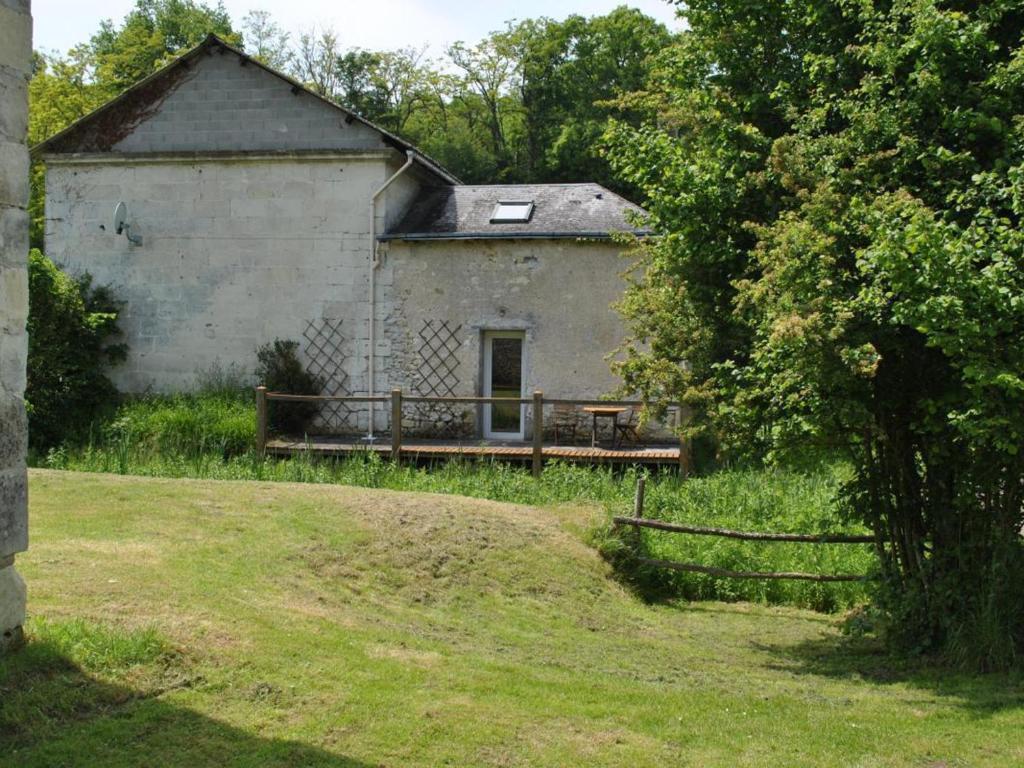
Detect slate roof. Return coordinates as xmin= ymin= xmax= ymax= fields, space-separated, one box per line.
xmin=380 ymin=183 xmax=651 ymax=241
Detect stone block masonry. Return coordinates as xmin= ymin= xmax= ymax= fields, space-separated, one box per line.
xmin=0 ymin=0 xmax=30 ymax=652
xmin=46 ymin=155 xmax=406 ymax=400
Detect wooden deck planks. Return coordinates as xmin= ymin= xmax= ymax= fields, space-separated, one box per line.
xmin=266 ymin=436 xmax=680 ymax=464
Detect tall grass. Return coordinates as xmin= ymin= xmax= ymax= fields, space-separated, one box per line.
xmin=598 ymin=468 xmax=876 ymax=612
xmin=98 ymin=390 xmax=255 ymax=458
xmin=38 ymin=391 xmax=873 ymax=611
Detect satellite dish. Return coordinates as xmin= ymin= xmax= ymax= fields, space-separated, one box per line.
xmin=112 ymin=201 xmax=142 ymax=245
xmin=113 ymin=201 xmax=128 ymax=234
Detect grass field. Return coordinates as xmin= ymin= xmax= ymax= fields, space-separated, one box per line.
xmin=2 ymin=470 xmax=1022 ymax=767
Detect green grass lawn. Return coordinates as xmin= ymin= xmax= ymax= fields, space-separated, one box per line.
xmin=3 ymin=470 xmax=1022 ymax=767
xmin=44 ymin=417 xmax=874 ymax=611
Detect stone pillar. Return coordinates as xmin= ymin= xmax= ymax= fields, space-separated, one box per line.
xmin=0 ymin=0 xmax=31 ymax=653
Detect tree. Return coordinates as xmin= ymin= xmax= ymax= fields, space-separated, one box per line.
xmin=606 ymin=0 xmax=1024 ymax=667
xmin=331 ymin=46 xmax=434 ymax=134
xmin=334 ymin=49 xmax=388 ymax=119
xmin=88 ymin=0 xmax=236 ymax=92
xmin=519 ymin=8 xmax=672 ymax=190
xmin=292 ymin=28 xmax=344 ymax=97
xmin=241 ymin=9 xmax=291 ymax=70
xmin=447 ymin=28 xmax=527 ymax=180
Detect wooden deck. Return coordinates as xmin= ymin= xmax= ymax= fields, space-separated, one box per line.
xmin=266 ymin=435 xmax=682 ymax=465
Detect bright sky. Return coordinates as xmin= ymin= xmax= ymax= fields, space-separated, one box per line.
xmin=32 ymin=0 xmax=683 ymax=56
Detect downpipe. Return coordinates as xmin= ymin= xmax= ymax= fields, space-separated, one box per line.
xmin=365 ymin=149 xmax=416 ymax=441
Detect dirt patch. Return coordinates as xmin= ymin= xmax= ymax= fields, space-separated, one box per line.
xmin=367 ymin=643 xmax=442 ymax=668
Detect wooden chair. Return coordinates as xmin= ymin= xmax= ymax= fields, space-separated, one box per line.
xmin=614 ymin=408 xmax=642 ymax=447
xmin=552 ymin=403 xmax=578 ymax=445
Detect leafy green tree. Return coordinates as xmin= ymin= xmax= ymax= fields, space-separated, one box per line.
xmin=333 ymin=49 xmax=388 ymax=119
xmin=88 ymin=0 xmax=236 ymax=92
xmin=520 ymin=7 xmax=672 ymax=190
xmin=447 ymin=28 xmax=528 ymax=181
xmin=607 ymin=0 xmax=1024 ymax=667
xmin=240 ymin=9 xmax=292 ymax=70
xmin=26 ymin=251 xmax=126 ymax=449
xmin=330 ymin=47 xmax=434 ymax=135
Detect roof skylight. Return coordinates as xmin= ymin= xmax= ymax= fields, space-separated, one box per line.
xmin=490 ymin=200 xmax=534 ymax=223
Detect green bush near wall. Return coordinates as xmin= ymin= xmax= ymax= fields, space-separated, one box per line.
xmin=101 ymin=391 xmax=255 ymax=459
xmin=26 ymin=250 xmax=125 ymax=448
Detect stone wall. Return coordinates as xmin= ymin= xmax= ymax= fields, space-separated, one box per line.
xmin=109 ymin=51 xmax=386 ymax=154
xmin=46 ymin=154 xmax=643 ymax=438
xmin=382 ymin=238 xmax=637 ymax=437
xmin=0 ymin=0 xmax=30 ymax=651
xmin=45 ymin=153 xmax=423 ymax=433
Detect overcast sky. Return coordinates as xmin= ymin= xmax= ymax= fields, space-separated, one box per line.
xmin=33 ymin=0 xmax=683 ymax=56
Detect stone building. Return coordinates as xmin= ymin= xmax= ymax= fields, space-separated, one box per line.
xmin=0 ymin=0 xmax=31 ymax=650
xmin=36 ymin=35 xmax=648 ymax=440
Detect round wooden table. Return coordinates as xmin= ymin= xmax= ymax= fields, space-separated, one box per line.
xmin=581 ymin=406 xmax=628 ymax=449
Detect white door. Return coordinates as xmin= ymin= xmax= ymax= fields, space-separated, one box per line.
xmin=482 ymin=331 xmax=525 ymax=440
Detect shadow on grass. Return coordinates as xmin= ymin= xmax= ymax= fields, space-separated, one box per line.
xmin=754 ymin=632 xmax=1024 ymax=717
xmin=602 ymin=519 xmax=1023 ymax=714
xmin=0 ymin=626 xmax=373 ymax=768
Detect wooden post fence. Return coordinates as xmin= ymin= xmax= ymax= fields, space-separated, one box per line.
xmin=391 ymin=388 xmax=403 ymax=463
xmin=532 ymin=390 xmax=544 ymax=478
xmin=255 ymin=386 xmax=268 ymax=455
xmin=615 ymin=478 xmax=874 ymax=582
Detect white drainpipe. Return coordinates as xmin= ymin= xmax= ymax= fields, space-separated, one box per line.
xmin=365 ymin=149 xmax=416 ymax=440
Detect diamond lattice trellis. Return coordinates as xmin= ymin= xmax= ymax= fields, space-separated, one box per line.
xmin=411 ymin=320 xmax=471 ymax=437
xmin=302 ymin=318 xmax=356 ymax=433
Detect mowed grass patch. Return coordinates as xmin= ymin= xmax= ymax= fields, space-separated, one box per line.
xmin=43 ymin=408 xmax=868 ymax=610
xmin=10 ymin=469 xmax=1024 ymax=767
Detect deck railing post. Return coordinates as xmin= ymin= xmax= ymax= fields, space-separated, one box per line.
xmin=532 ymin=390 xmax=544 ymax=478
xmin=391 ymin=388 xmax=402 ymax=463
xmin=256 ymin=386 xmax=268 ymax=455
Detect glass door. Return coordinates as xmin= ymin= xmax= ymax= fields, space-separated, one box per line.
xmin=482 ymin=331 xmax=525 ymax=440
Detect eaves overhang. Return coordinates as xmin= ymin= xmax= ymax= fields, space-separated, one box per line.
xmin=377 ymin=230 xmax=653 ymax=242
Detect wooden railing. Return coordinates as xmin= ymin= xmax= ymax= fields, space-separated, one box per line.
xmin=255 ymin=387 xmax=691 ymax=477
xmin=613 ymin=478 xmax=875 ymax=582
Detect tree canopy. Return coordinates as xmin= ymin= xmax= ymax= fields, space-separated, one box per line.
xmin=606 ymin=0 xmax=1024 ymax=667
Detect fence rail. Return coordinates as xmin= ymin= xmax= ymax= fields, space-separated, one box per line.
xmin=612 ymin=516 xmax=875 ymax=544
xmin=255 ymin=387 xmax=692 ymax=477
xmin=617 ymin=477 xmax=873 ymax=582
xmin=635 ymin=558 xmax=867 ymax=583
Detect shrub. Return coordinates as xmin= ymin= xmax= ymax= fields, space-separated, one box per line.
xmin=255 ymin=339 xmax=321 ymax=435
xmin=26 ymin=250 xmax=125 ymax=448
xmin=103 ymin=390 xmax=255 ymax=459
xmin=194 ymin=360 xmax=251 ymax=397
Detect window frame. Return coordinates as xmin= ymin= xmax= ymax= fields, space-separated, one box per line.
xmin=489 ymin=200 xmax=535 ymax=224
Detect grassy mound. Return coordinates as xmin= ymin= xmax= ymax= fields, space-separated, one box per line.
xmin=11 ymin=470 xmax=1024 ymax=767
xmin=43 ymin=395 xmax=871 ymax=611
